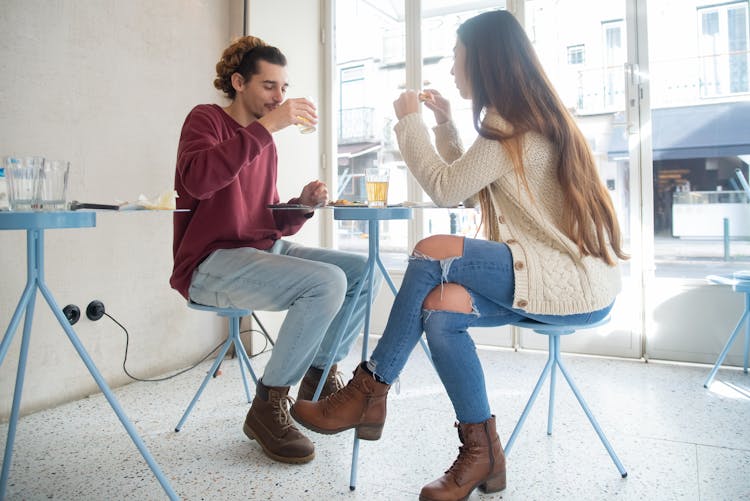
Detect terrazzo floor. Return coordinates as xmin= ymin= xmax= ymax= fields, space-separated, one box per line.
xmin=2 ymin=338 xmax=749 ymax=500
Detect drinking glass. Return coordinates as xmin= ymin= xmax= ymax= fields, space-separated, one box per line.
xmin=34 ymin=159 xmax=70 ymax=210
xmin=6 ymin=156 xmax=43 ymax=211
xmin=296 ymin=96 xmax=317 ymax=134
xmin=365 ymin=167 xmax=389 ymax=207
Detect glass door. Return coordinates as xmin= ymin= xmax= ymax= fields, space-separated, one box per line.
xmin=519 ymin=0 xmax=641 ymax=358
xmin=329 ymin=0 xmax=505 ymax=270
xmin=331 ymin=0 xmax=409 ymax=269
xmin=643 ymin=0 xmax=750 ymax=366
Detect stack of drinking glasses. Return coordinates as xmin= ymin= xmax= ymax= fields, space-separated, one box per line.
xmin=3 ymin=156 xmax=70 ymax=211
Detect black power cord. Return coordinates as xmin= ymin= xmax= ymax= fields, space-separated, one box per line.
xmin=102 ymin=311 xmax=272 ymax=383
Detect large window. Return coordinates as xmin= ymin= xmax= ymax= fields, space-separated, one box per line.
xmin=331 ymin=0 xmax=503 ymax=267
xmin=326 ymin=0 xmax=750 ymax=363
xmin=698 ymin=2 xmax=749 ymax=97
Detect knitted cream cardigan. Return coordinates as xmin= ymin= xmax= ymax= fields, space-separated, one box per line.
xmin=394 ymin=111 xmax=621 ymax=315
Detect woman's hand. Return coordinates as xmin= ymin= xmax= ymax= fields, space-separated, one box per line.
xmin=258 ymin=97 xmax=318 ymax=133
xmin=420 ymin=89 xmax=452 ymax=125
xmin=393 ymin=90 xmax=421 ymax=120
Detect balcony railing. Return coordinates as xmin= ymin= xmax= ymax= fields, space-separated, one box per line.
xmin=339 ymin=107 xmax=376 ymax=144
xmin=564 ymin=50 xmax=749 ymax=115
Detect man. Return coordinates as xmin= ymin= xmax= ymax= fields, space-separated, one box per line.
xmin=170 ymin=36 xmax=380 ymax=464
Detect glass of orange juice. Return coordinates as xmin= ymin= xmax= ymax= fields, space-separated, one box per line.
xmin=365 ymin=167 xmax=389 ymax=207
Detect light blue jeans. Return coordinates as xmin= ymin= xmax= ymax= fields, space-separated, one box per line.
xmin=368 ymin=237 xmax=612 ymax=424
xmin=189 ymin=239 xmax=381 ymax=387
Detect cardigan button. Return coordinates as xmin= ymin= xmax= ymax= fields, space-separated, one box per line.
xmin=516 ymin=299 xmax=528 ymax=308
xmin=514 ymin=261 xmax=524 ymax=270
xmin=498 ymin=215 xmax=506 ymax=224
xmin=506 ymin=238 xmax=517 ymax=244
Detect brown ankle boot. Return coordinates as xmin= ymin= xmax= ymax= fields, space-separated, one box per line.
xmin=243 ymin=380 xmax=315 ymax=464
xmin=296 ymin=364 xmax=344 ymax=401
xmin=419 ymin=416 xmax=506 ymax=501
xmin=290 ymin=362 xmax=390 ymax=440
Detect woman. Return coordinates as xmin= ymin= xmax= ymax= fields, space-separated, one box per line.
xmin=291 ymin=10 xmax=627 ymax=500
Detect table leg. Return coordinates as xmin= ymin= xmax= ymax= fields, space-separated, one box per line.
xmin=312 ymin=251 xmax=374 ymax=402
xmin=0 ymin=231 xmax=39 ymax=367
xmin=0 ymin=284 xmax=36 ymax=500
xmin=35 ymin=281 xmax=179 ymax=499
xmin=1 ymin=228 xmax=179 ymax=500
xmin=704 ymin=293 xmax=750 ymax=388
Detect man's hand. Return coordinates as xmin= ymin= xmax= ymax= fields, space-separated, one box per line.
xmin=299 ymin=180 xmax=328 ymax=209
xmin=258 ymin=97 xmax=318 ymax=133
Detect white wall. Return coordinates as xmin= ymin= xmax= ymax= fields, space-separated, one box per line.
xmin=246 ymin=0 xmax=324 ymax=336
xmin=0 ymin=0 xmax=246 ymax=419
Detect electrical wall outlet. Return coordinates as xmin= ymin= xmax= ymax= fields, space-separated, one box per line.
xmin=86 ymin=300 xmax=105 ymax=321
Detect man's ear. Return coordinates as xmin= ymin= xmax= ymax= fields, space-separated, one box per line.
xmin=230 ymin=72 xmax=245 ymax=92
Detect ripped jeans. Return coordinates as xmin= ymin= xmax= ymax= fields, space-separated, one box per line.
xmin=368 ymin=237 xmax=612 ymax=424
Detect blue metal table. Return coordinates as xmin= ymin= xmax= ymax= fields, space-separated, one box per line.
xmin=704 ymin=272 xmax=750 ymax=388
xmin=0 ymin=211 xmax=178 ymax=500
xmin=313 ymin=206 xmax=433 ymax=490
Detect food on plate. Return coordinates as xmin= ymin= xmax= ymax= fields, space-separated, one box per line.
xmin=329 ymin=199 xmax=366 ymax=206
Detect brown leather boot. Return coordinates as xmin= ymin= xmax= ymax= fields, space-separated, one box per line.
xmin=243 ymin=380 xmax=315 ymax=464
xmin=296 ymin=364 xmax=344 ymax=401
xmin=290 ymin=362 xmax=390 ymax=440
xmin=419 ymin=416 xmax=506 ymax=501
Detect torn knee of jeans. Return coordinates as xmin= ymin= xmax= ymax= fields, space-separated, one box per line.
xmin=422 ymin=295 xmax=480 ymax=318
xmin=410 ymin=249 xmax=435 ymax=260
xmin=410 ymin=252 xmax=460 ymax=288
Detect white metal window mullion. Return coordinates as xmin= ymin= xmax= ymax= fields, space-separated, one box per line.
xmin=626 ymin=0 xmax=653 ymax=360
xmin=321 ymin=0 xmax=336 ymax=249
xmin=404 ymin=0 xmax=424 ymax=252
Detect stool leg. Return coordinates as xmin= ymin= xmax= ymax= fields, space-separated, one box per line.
xmin=251 ymin=312 xmax=275 ymax=347
xmin=234 ymin=342 xmax=258 ymax=388
xmin=556 ymin=357 xmax=628 ymax=477
xmin=547 ymin=334 xmax=559 ymax=436
xmin=704 ymin=299 xmax=750 ymax=387
xmin=175 ymin=335 xmax=236 ymax=432
xmin=230 ymin=316 xmax=253 ymax=403
xmin=504 ymin=347 xmax=555 ymax=455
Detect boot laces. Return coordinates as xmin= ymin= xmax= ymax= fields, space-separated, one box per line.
xmin=331 ymin=370 xmax=345 ymax=391
xmin=320 ymin=378 xmax=359 ymax=413
xmin=271 ymin=394 xmax=296 ymax=429
xmin=446 ymin=444 xmax=481 ymax=477
xmin=325 ymin=369 xmax=345 ymax=393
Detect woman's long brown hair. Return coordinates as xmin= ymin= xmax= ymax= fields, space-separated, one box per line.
xmin=457 ymin=11 xmax=628 ymax=265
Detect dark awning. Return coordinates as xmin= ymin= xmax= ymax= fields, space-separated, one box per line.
xmin=608 ymin=101 xmax=750 ymax=161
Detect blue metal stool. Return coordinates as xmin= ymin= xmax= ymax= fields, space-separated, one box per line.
xmin=504 ymin=316 xmax=627 ymax=478
xmin=704 ymin=272 xmax=750 ymax=388
xmin=174 ymin=302 xmax=259 ymax=431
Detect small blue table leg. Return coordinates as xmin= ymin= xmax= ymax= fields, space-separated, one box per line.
xmin=704 ymin=293 xmax=750 ymax=387
xmin=0 ymin=291 xmax=36 ymax=500
xmin=37 ymin=282 xmax=180 ymax=499
xmin=349 ymin=436 xmax=360 ymax=490
xmin=348 ymin=219 xmax=379 ymax=491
